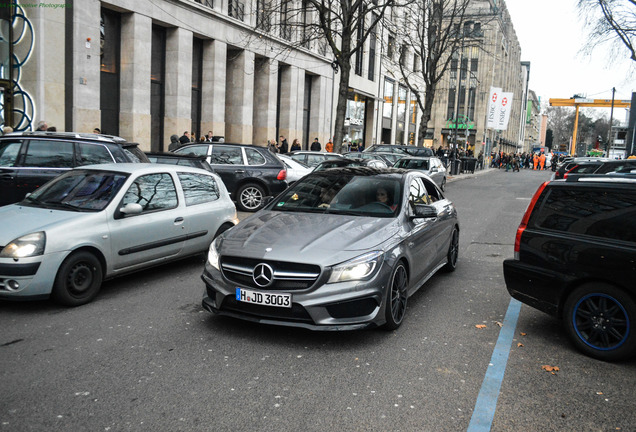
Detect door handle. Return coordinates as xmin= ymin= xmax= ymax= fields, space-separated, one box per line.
xmin=174 ymin=217 xmax=184 ymax=223
xmin=234 ymin=170 xmax=246 ymax=174
xmin=0 ymin=174 xmax=14 ymax=181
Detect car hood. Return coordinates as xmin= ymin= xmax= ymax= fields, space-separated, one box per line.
xmin=221 ymin=211 xmax=400 ymax=264
xmin=0 ymin=205 xmax=87 ymax=244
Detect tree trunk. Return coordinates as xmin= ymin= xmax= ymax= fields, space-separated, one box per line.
xmin=332 ymin=62 xmax=351 ymax=154
xmin=417 ymin=82 xmax=436 ymax=147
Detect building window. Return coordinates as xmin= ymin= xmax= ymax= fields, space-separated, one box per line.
xmin=354 ymin=5 xmax=364 ymax=76
xmin=256 ymin=0 xmax=271 ymax=31
xmin=150 ymin=25 xmax=166 ymax=152
xmin=229 ymin=0 xmax=245 ymax=21
xmin=301 ymin=0 xmax=310 ymax=48
xmin=191 ymin=38 xmax=203 ymax=141
xmin=194 ymin=0 xmax=214 ymax=7
xmin=397 ymin=85 xmax=407 ymax=143
xmin=280 ymin=0 xmax=291 ymax=40
xmin=383 ymin=78 xmax=394 ymax=119
xmin=100 ymin=8 xmax=120 ymax=136
xmin=387 ymin=34 xmax=395 ymax=60
xmin=368 ymin=21 xmax=376 ymax=80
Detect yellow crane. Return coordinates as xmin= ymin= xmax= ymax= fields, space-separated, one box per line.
xmin=549 ymin=97 xmax=632 ymax=155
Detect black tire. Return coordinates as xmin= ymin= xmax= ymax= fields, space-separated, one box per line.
xmin=384 ymin=262 xmax=408 ymax=330
xmin=563 ymin=283 xmax=636 ymax=361
xmin=52 ymin=251 xmax=103 ymax=306
xmin=236 ymin=183 xmax=266 ymax=212
xmin=442 ymin=227 xmax=459 ymax=272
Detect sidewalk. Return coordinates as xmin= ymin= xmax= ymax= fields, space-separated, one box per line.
xmin=447 ymin=167 xmax=494 ymax=184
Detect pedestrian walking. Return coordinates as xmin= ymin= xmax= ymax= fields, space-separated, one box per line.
xmin=310 ymin=137 xmax=321 ymax=151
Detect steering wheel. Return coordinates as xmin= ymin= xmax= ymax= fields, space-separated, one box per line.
xmin=359 ymin=201 xmax=393 ymax=212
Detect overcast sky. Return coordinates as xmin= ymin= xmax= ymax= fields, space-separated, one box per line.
xmin=505 ymin=0 xmax=635 ymax=119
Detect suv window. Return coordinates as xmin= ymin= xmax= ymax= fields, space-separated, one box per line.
xmin=532 ymin=187 xmax=636 ymax=243
xmin=176 ymin=145 xmax=209 ymax=157
xmin=77 ymin=142 xmax=114 ymax=166
xmin=211 ymin=145 xmax=243 ymax=165
xmin=0 ymin=141 xmax=21 ymax=166
xmin=23 ymin=140 xmax=74 ymax=168
xmin=245 ymin=148 xmax=266 ymax=165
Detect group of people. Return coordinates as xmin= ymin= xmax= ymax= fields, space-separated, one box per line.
xmin=267 ymin=136 xmax=334 ymax=154
xmin=167 ymin=130 xmax=223 ymax=151
xmin=490 ymin=151 xmax=560 ymax=172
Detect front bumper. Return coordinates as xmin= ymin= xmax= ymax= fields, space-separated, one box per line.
xmin=200 ymin=260 xmax=392 ymax=330
xmin=0 ymin=251 xmax=68 ymax=300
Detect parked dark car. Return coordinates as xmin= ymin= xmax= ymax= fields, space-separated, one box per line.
xmin=288 ymin=151 xmax=343 ymax=167
xmin=503 ymin=174 xmax=636 ymax=361
xmin=202 ymin=167 xmax=459 ymax=330
xmin=559 ymin=159 xmax=636 ymax=178
xmin=552 ymin=157 xmax=609 ymax=180
xmin=0 ymin=132 xmax=149 ymax=206
xmin=364 ymin=144 xmax=434 ymax=157
xmin=146 ymin=152 xmax=213 ymax=172
xmin=173 ymin=143 xmax=287 ymax=212
xmin=343 ymin=151 xmax=394 ymax=166
xmin=314 ymin=157 xmax=387 ymax=171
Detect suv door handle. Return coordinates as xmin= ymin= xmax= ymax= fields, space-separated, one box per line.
xmin=0 ymin=174 xmax=14 ymax=181
xmin=234 ymin=170 xmax=246 ymax=174
xmin=174 ymin=217 xmax=184 ymax=223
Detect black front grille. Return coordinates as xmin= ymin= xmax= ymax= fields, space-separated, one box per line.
xmin=221 ymin=296 xmax=313 ymax=323
xmin=220 ymin=256 xmax=321 ymax=291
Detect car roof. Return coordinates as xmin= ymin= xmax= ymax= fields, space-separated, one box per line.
xmin=309 ymin=166 xmax=408 ymax=177
xmin=76 ymin=162 xmax=215 ymax=175
xmin=1 ymin=131 xmax=130 ymax=144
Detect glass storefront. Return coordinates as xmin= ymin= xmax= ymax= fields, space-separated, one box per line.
xmin=344 ymin=93 xmax=366 ymax=149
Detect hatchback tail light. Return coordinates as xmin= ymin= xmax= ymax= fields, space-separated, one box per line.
xmin=514 ymin=181 xmax=548 ymax=259
xmin=277 ymin=169 xmax=287 ymax=181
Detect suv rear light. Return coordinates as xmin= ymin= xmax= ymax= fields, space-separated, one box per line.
xmin=277 ymin=169 xmax=287 ymax=181
xmin=563 ymin=165 xmax=579 ymax=179
xmin=514 ymin=181 xmax=549 ymax=259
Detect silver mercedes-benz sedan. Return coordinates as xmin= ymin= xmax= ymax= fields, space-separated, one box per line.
xmin=0 ymin=163 xmax=238 ymax=306
xmin=201 ymin=167 xmax=459 ymax=330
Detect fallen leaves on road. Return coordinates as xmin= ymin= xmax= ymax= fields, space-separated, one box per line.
xmin=475 ymin=324 xmax=487 ymax=329
xmin=495 ymin=321 xmax=503 ymax=327
xmin=542 ymin=365 xmax=560 ymax=374
xmin=517 ymin=343 xmax=524 ymax=347
xmin=520 ymin=332 xmax=527 ymax=336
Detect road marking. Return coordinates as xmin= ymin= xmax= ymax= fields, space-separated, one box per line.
xmin=467 ymin=298 xmax=522 ymax=432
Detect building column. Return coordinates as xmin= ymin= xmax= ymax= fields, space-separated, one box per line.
xmin=163 ymin=27 xmax=193 ymax=144
xmin=225 ymin=49 xmax=254 ymax=143
xmin=278 ymin=65 xmax=304 ymax=144
xmin=20 ymin=2 xmax=70 ymax=131
xmin=308 ymin=74 xmax=330 ymax=146
xmin=201 ymin=39 xmax=226 ymax=138
xmin=119 ymin=13 xmax=152 ymax=148
xmin=253 ymin=58 xmax=278 ymax=146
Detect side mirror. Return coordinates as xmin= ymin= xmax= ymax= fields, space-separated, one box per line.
xmin=119 ymin=202 xmax=143 ymax=215
xmin=411 ymin=204 xmax=437 ymax=219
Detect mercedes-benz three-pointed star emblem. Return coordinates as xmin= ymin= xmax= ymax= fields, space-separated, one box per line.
xmin=253 ymin=263 xmax=274 ymax=287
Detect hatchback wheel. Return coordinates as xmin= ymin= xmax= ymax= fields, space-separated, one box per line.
xmin=563 ymin=283 xmax=636 ymax=361
xmin=384 ymin=262 xmax=408 ymax=330
xmin=236 ymin=183 xmax=266 ymax=212
xmin=52 ymin=251 xmax=103 ymax=306
xmin=442 ymin=227 xmax=459 ymax=272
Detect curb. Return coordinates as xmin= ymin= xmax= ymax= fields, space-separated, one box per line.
xmin=447 ymin=168 xmax=494 ymax=183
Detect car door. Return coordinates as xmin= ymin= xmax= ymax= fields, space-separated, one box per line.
xmin=421 ymin=177 xmax=454 ymax=260
xmin=428 ymin=158 xmax=444 ymax=187
xmin=16 ymin=139 xmax=74 ymax=200
xmin=208 ymin=145 xmax=247 ymax=197
xmin=0 ymin=140 xmax=23 ymax=205
xmin=404 ymin=176 xmax=439 ymax=284
xmin=176 ymin=171 xmax=228 ymax=255
xmin=107 ymin=172 xmax=185 ymax=271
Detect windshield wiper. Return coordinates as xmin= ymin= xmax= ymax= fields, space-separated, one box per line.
xmin=41 ymin=201 xmax=87 ymax=212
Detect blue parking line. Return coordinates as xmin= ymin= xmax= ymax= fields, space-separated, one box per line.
xmin=467 ymin=298 xmax=522 ymax=432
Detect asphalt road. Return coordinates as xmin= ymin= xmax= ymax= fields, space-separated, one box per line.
xmin=1 ymin=168 xmax=635 ymax=432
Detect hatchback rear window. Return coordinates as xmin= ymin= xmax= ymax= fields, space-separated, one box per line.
xmin=531 ymin=187 xmax=636 ymax=243
xmin=23 ymin=140 xmax=74 ymax=168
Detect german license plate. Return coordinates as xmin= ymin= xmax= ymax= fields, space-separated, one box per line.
xmin=236 ymin=288 xmax=292 ymax=308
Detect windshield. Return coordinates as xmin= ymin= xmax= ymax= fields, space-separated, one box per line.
xmin=395 ymin=159 xmax=429 ymax=170
xmin=270 ymin=172 xmax=402 ymax=216
xmin=22 ymin=170 xmax=128 ymax=211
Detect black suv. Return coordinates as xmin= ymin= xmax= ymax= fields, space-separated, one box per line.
xmin=173 ymin=143 xmax=287 ymax=211
xmin=558 ymin=159 xmax=636 ymax=178
xmin=0 ymin=132 xmax=149 ymax=206
xmin=503 ymin=175 xmax=636 ymax=361
xmin=364 ymin=144 xmax=434 ymax=157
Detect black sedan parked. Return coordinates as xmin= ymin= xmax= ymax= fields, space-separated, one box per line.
xmin=201 ymin=167 xmax=459 ymax=330
xmin=174 ymin=143 xmax=288 ymax=211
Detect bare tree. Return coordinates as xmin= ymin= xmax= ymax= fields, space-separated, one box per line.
xmin=578 ymin=0 xmax=636 ymax=62
xmin=249 ymin=0 xmax=400 ymax=153
xmin=396 ymin=0 xmax=478 ymax=147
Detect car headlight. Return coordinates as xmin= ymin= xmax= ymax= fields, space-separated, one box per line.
xmin=207 ymin=238 xmax=221 ymax=270
xmin=328 ymin=251 xmax=383 ymax=283
xmin=0 ymin=232 xmax=46 ymax=258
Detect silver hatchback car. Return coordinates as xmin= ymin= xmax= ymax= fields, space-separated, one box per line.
xmin=202 ymin=167 xmax=459 ymax=330
xmin=0 ymin=164 xmax=238 ymax=306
